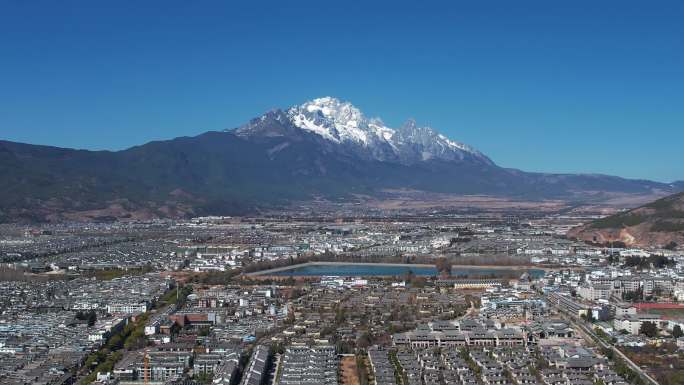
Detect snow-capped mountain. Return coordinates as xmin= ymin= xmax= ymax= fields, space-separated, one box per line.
xmin=235 ymin=97 xmax=493 ymax=166
xmin=1 ymin=95 xmax=682 ymax=222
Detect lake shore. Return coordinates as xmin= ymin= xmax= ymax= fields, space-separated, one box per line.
xmin=244 ymin=261 xmax=560 ymax=277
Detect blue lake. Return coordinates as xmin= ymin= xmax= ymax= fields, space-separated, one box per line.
xmin=272 ymin=264 xmax=545 ymax=278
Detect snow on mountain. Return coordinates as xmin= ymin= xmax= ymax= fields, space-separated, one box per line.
xmin=235 ymin=96 xmax=493 ymax=165
xmin=288 ymin=96 xmax=390 ymax=145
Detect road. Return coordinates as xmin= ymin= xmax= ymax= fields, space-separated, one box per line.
xmin=244 ymin=261 xmax=573 ymax=276
xmin=546 ymin=296 xmax=659 ymax=385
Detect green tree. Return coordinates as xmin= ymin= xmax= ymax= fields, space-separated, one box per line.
xmin=639 ymin=321 xmax=658 ymax=338
xmin=434 ymin=257 xmax=452 ymax=276
xmin=410 ymin=275 xmax=426 ymax=288
xmin=87 ymin=311 xmax=97 ymax=327
xmin=357 ymin=332 xmax=372 ymax=348
xmin=404 ymin=269 xmax=415 ymax=283
xmin=335 ymin=307 xmax=346 ymax=324
xmin=356 ymin=354 xmax=370 ymax=385
xmin=622 ymin=289 xmax=642 ymax=302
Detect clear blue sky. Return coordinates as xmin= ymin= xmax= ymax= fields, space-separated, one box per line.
xmin=1 ymin=1 xmax=683 ymax=182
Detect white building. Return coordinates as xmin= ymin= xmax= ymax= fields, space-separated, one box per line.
xmin=107 ymin=302 xmax=148 ymax=314
xmin=613 ymin=314 xmax=661 ymax=335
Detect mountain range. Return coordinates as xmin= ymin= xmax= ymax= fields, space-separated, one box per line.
xmin=1 ymin=97 xmax=682 ymax=222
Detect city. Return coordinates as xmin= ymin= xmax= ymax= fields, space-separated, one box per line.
xmin=1 ymin=208 xmax=683 ymax=385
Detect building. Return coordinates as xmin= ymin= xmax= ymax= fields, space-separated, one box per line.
xmin=613 ymin=314 xmax=662 ymax=335
xmin=577 ymin=284 xmax=611 ymax=301
xmin=106 ymin=302 xmax=148 ymax=314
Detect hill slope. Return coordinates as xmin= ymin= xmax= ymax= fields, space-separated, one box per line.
xmin=568 ymin=192 xmax=684 ymax=247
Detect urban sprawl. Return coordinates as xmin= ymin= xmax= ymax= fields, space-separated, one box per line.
xmin=1 ymin=212 xmax=683 ymax=385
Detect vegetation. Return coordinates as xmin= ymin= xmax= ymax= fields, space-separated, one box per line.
xmin=639 ymin=321 xmax=658 ymax=338
xmin=464 ymin=294 xmax=481 ymax=308
xmin=241 ymin=252 xmax=533 ymax=275
xmin=588 ymin=192 xmax=684 ymax=239
xmin=356 ymin=332 xmax=373 ymax=349
xmin=622 ymin=344 xmax=684 ymax=385
xmin=80 ymin=313 xmax=150 ymax=384
xmin=651 ymin=221 xmax=684 ymax=232
xmin=408 ymin=275 xmax=427 ymax=288
xmin=193 ymin=269 xmax=240 ymax=285
xmin=80 ymin=351 xmax=122 ymax=385
xmin=638 ymin=308 xmax=684 ymax=318
xmin=434 ymin=257 xmax=452 ymax=276
xmin=606 ymin=253 xmax=620 ymax=265
xmin=459 ymin=348 xmax=481 ymax=376
xmin=123 ymin=314 xmax=150 ymax=350
xmin=86 ymin=265 xmax=153 ymax=281
xmin=193 ymin=372 xmax=213 ymax=385
xmin=356 ymin=354 xmax=370 ymax=385
xmin=389 ymin=350 xmax=408 ymax=385
xmin=594 ymin=327 xmax=617 ymax=344
xmin=612 ymin=354 xmax=646 ymax=385
xmin=591 ymin=213 xmax=646 ymax=229
xmin=645 ymin=192 xmax=684 ymax=211
xmin=73 ymin=283 xmax=197 ymax=384
xmin=0 ymin=266 xmax=70 ymax=282
xmin=75 ymin=310 xmax=97 ymax=327
xmin=2 ymin=123 xmax=681 ymax=223
xmin=622 ymin=289 xmax=643 ymax=302
xmin=624 ymin=255 xmax=675 ymax=270
xmin=581 ymin=312 xmax=595 ymax=323
xmin=158 ymin=285 xmax=193 ymax=307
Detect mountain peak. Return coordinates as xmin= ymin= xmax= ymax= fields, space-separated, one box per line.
xmin=401 ymin=118 xmax=418 ymax=131
xmin=235 ymin=97 xmax=493 ymax=166
xmin=304 ymin=96 xmax=354 ymax=111
xmin=301 ymin=97 xmax=360 ymax=121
